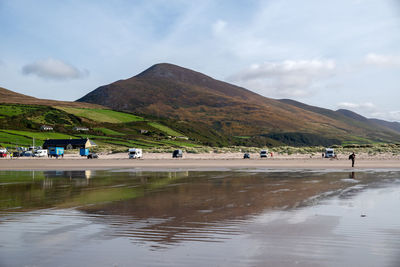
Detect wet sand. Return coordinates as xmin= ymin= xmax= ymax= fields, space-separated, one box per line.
xmin=0 ymin=154 xmax=399 ymax=170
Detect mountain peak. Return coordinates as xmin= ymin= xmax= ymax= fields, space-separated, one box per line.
xmin=336 ymin=109 xmax=368 ymax=122
xmin=136 ymin=63 xmax=213 ymax=84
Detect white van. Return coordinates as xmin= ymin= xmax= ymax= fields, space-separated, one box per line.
xmin=260 ymin=150 xmax=268 ymax=158
xmin=128 ymin=148 xmax=142 ymax=159
xmin=324 ymin=148 xmax=335 ymax=158
xmin=34 ymin=149 xmax=48 ymax=157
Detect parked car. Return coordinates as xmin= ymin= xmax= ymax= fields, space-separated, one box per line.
xmin=22 ymin=151 xmax=34 ymax=157
xmin=87 ymin=153 xmax=98 ymax=159
xmin=12 ymin=152 xmax=22 ymax=157
xmin=128 ymin=148 xmax=142 ymax=159
xmin=0 ymin=149 xmax=7 ymax=158
xmin=324 ymin=148 xmax=336 ymax=158
xmin=243 ymin=153 xmax=250 ymax=159
xmin=260 ymin=150 xmax=268 ymax=158
xmin=172 ymin=149 xmax=183 ymax=158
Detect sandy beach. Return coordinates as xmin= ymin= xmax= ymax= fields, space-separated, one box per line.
xmin=0 ymin=152 xmax=399 ymax=170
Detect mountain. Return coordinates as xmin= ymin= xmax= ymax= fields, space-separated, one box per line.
xmin=336 ymin=109 xmax=369 ymax=122
xmin=78 ymin=63 xmax=400 ymax=145
xmin=369 ymin=119 xmax=400 ymax=133
xmin=0 ymin=87 xmax=102 ymax=108
xmin=279 ymin=99 xmax=400 ymax=141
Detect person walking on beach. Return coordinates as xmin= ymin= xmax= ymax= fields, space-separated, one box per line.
xmin=349 ymin=152 xmax=356 ymax=167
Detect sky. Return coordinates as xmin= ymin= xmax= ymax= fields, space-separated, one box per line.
xmin=0 ymin=0 xmax=399 ymax=121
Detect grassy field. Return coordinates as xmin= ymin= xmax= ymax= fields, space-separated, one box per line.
xmin=0 ymin=105 xmax=39 ymax=117
xmin=341 ymin=136 xmax=375 ymax=145
xmin=1 ymin=130 xmax=75 ymax=140
xmin=0 ymin=130 xmax=77 ymax=148
xmin=160 ymin=140 xmax=200 ymax=148
xmin=148 ymin=122 xmax=183 ymax=137
xmin=56 ymin=107 xmax=144 ymax=123
xmin=0 ymin=131 xmax=34 ymax=147
xmin=235 ymin=136 xmax=251 ymax=139
xmin=0 ymin=103 xmax=205 ymax=150
xmin=94 ymin=128 xmax=125 ymax=136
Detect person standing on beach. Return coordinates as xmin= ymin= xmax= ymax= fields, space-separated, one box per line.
xmin=349 ymin=152 xmax=356 ymax=167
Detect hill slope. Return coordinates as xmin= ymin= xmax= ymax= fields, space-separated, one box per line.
xmin=279 ymin=99 xmax=400 ymax=142
xmin=0 ymin=87 xmax=223 ymax=149
xmin=0 ymin=87 xmax=103 ymax=108
xmin=0 ymin=102 xmax=218 ymax=149
xmin=369 ymin=119 xmax=400 ymax=133
xmin=78 ymin=63 xmax=400 ymax=144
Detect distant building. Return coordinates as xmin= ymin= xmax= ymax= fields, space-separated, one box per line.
xmin=171 ymin=136 xmax=189 ymax=140
xmin=73 ymin=127 xmax=89 ymax=131
xmin=42 ymin=138 xmax=97 ymax=150
xmin=40 ymin=125 xmax=53 ymax=131
xmin=140 ymin=129 xmax=148 ymax=134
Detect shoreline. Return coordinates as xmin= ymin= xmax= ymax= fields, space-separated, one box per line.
xmin=0 ymin=155 xmax=399 ymax=171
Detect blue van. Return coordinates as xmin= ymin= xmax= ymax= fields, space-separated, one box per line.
xmin=48 ymin=147 xmax=64 ymax=158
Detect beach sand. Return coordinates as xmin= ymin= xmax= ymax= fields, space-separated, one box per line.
xmin=0 ymin=152 xmax=399 ymax=170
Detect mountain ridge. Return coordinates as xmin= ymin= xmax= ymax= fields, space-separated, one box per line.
xmin=0 ymin=86 xmax=104 ymax=109
xmin=77 ymin=63 xmax=400 ymax=144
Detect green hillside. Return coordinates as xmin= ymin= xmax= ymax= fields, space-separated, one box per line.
xmin=56 ymin=107 xmax=144 ymax=123
xmin=0 ymin=103 xmax=207 ymax=150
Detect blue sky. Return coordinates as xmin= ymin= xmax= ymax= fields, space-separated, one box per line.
xmin=0 ymin=0 xmax=399 ymax=121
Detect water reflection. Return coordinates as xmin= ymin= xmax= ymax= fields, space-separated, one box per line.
xmin=1 ymin=170 xmax=399 ymax=246
xmin=79 ymin=171 xmax=400 ymax=247
xmin=1 ymin=170 xmax=400 ymax=266
xmin=44 ymin=170 xmax=93 ymax=179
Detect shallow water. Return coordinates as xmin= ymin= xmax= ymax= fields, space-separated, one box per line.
xmin=1 ymin=169 xmax=400 ymax=266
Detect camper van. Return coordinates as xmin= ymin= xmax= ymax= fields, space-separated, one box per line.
xmin=34 ymin=149 xmax=48 ymax=157
xmin=128 ymin=148 xmax=142 ymax=159
xmin=324 ymin=148 xmax=335 ymax=158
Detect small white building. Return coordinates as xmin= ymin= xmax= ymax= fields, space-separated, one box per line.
xmin=73 ymin=127 xmax=89 ymax=131
xmin=40 ymin=125 xmax=53 ymax=131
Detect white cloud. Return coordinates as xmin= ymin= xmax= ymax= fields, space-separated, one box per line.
xmin=228 ymin=59 xmax=336 ymax=98
xmin=336 ymin=102 xmax=400 ymax=122
xmin=364 ymin=53 xmax=400 ymax=67
xmin=337 ymin=102 xmax=376 ymax=111
xmin=388 ymin=111 xmax=400 ymax=121
xmin=212 ymin=19 xmax=227 ymax=35
xmin=22 ymin=58 xmax=89 ymax=80
xmin=371 ymin=111 xmax=400 ymax=122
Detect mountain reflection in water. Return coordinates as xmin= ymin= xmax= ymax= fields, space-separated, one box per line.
xmin=1 ymin=170 xmax=400 ymax=267
xmin=77 ymin=170 xmax=398 ymax=246
xmin=1 ymin=170 xmax=398 ymax=245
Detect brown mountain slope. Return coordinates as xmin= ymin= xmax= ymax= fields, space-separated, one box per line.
xmin=279 ymin=99 xmax=400 ymax=142
xmin=77 ymin=63 xmax=400 ymax=142
xmin=0 ymin=87 xmax=103 ymax=108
